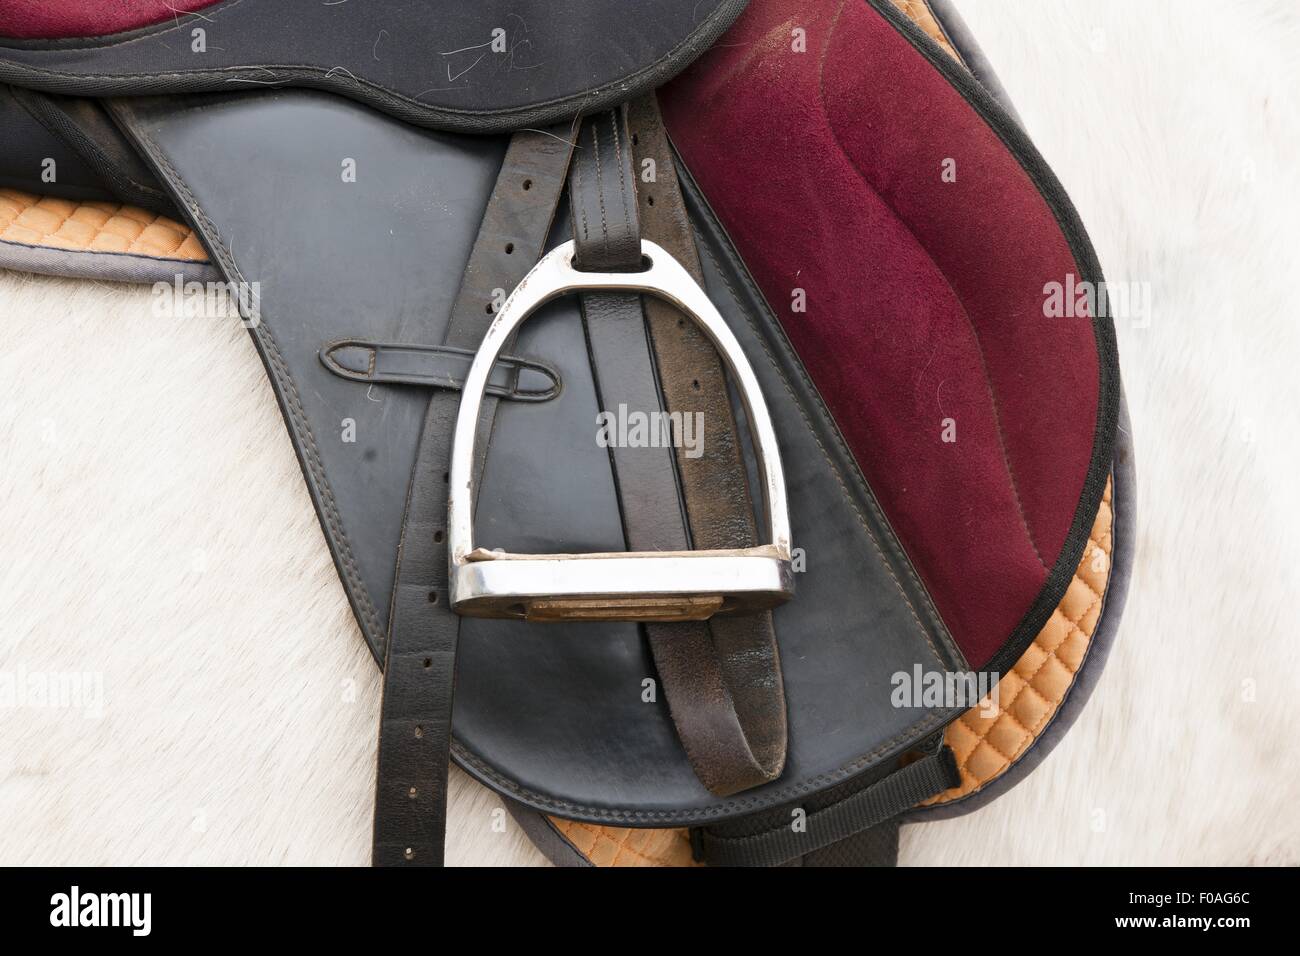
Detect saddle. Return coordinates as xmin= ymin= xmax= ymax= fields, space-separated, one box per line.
xmin=0 ymin=0 xmax=1133 ymax=866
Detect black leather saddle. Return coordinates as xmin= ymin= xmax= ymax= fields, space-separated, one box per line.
xmin=0 ymin=0 xmax=1133 ymax=866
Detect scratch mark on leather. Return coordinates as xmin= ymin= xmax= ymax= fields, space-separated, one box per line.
xmin=446 ymin=54 xmax=485 ymax=84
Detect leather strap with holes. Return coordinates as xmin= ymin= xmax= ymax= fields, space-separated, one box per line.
xmin=629 ymin=94 xmax=788 ymax=793
xmin=372 ymin=126 xmax=575 ymax=866
xmin=572 ymin=103 xmax=787 ymax=798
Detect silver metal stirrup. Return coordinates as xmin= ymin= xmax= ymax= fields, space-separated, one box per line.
xmin=447 ymin=239 xmax=794 ymax=622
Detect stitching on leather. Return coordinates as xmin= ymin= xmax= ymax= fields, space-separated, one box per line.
xmin=590 ymin=121 xmax=609 ymax=249
xmin=817 ymin=0 xmax=1048 ymax=572
xmin=125 ymin=119 xmax=385 ymax=644
xmin=454 ymin=703 xmax=931 ymax=825
xmin=572 ymin=127 xmax=589 ymax=248
xmin=609 ymin=111 xmax=635 ymax=251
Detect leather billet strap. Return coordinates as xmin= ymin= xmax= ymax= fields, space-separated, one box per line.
xmin=372 ymin=126 xmax=576 ymax=866
xmin=571 ymin=104 xmax=787 ymax=797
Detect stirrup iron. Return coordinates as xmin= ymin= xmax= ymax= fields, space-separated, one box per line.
xmin=447 ymin=239 xmax=794 ymax=622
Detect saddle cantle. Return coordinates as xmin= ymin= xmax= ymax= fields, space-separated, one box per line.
xmin=0 ymin=0 xmax=1133 ymax=866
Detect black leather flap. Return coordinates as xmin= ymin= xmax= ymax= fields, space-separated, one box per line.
xmin=0 ymin=0 xmax=748 ymax=133
xmin=112 ymin=88 xmax=966 ymax=825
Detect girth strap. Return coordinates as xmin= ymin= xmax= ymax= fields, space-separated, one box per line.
xmin=571 ymin=103 xmax=787 ymax=796
xmin=372 ymin=127 xmax=575 ymax=866
xmin=691 ymin=742 xmax=961 ymax=866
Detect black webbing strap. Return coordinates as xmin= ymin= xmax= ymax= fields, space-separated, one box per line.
xmin=798 ymin=818 xmax=900 ymax=867
xmin=372 ymin=127 xmax=575 ymax=866
xmin=691 ymin=744 xmax=960 ymax=867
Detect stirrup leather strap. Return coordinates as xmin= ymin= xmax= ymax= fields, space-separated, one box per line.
xmin=372 ymin=127 xmax=576 ymax=866
xmin=568 ymin=104 xmax=788 ymax=796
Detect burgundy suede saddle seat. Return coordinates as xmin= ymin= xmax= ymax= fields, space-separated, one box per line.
xmin=0 ymin=0 xmax=1131 ymax=866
